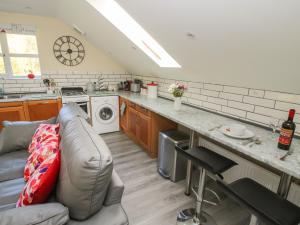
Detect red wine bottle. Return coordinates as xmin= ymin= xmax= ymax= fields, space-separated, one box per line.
xmin=278 ymin=109 xmax=296 ymax=150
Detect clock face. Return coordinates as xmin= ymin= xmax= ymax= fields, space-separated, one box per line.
xmin=53 ymin=36 xmax=85 ymax=66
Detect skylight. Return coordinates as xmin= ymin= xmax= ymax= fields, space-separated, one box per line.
xmin=85 ymin=0 xmax=181 ymax=68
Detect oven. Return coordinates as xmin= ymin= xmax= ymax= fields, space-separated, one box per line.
xmin=61 ymin=87 xmax=91 ymax=118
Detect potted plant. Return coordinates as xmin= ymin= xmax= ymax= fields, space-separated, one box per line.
xmin=168 ymin=82 xmax=187 ymax=110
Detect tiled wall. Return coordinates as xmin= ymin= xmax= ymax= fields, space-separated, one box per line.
xmin=0 ymin=72 xmax=132 ymax=93
xmin=133 ymin=75 xmax=300 ymax=136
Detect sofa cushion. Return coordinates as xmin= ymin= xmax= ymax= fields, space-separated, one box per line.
xmin=57 ymin=103 xmax=88 ymax=131
xmin=0 ymin=203 xmax=69 ymax=225
xmin=56 ymin=117 xmax=113 ymax=220
xmin=28 ymin=123 xmax=60 ymax=154
xmin=0 ymin=178 xmax=25 ymax=208
xmin=0 ymin=150 xmax=29 ymax=182
xmin=67 ymin=204 xmax=128 ymax=225
xmin=24 ymin=124 xmax=60 ymax=181
xmin=17 ymin=151 xmax=61 ymax=207
xmin=0 ymin=118 xmax=56 ymax=155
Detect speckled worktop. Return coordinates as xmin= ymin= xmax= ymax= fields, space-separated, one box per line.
xmin=118 ymin=92 xmax=300 ymax=180
xmin=0 ymin=93 xmax=61 ymax=102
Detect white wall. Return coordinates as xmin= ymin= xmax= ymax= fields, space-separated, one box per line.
xmin=0 ymin=11 xmax=127 ymax=74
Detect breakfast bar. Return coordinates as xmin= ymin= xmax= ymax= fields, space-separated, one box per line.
xmin=118 ymin=92 xmax=300 ymax=199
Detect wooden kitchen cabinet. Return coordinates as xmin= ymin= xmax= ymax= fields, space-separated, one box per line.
xmin=25 ymin=99 xmax=62 ymax=121
xmin=137 ymin=112 xmax=151 ymax=150
xmin=120 ymin=97 xmax=178 ymax=158
xmin=128 ymin=106 xmax=138 ymax=137
xmin=0 ymin=104 xmax=26 ymax=129
xmin=0 ymin=99 xmax=62 ymax=129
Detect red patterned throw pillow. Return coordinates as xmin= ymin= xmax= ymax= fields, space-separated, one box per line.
xmin=17 ymin=151 xmax=61 ymax=207
xmin=28 ymin=123 xmax=60 ymax=154
xmin=24 ymin=124 xmax=60 ymax=181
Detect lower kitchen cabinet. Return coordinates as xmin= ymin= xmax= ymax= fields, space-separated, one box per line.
xmin=119 ymin=97 xmax=177 ymax=158
xmin=137 ymin=112 xmax=151 ymax=150
xmin=0 ymin=99 xmax=62 ymax=129
xmin=0 ymin=103 xmax=26 ymax=129
xmin=25 ymin=99 xmax=62 ymax=121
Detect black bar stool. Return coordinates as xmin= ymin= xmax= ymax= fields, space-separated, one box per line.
xmin=175 ymin=143 xmax=237 ymax=225
xmin=217 ymin=178 xmax=300 ymax=225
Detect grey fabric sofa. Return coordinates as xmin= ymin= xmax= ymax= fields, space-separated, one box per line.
xmin=0 ymin=103 xmax=128 ymax=225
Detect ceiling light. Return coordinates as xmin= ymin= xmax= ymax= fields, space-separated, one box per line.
xmin=85 ymin=0 xmax=181 ymax=68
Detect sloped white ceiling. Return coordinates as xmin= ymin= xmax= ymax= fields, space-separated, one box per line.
xmin=0 ymin=0 xmax=300 ymax=93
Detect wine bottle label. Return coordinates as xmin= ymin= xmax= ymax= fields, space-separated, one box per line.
xmin=278 ymin=128 xmax=293 ymax=146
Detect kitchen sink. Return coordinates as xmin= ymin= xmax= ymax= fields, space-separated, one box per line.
xmin=0 ymin=94 xmax=23 ymax=99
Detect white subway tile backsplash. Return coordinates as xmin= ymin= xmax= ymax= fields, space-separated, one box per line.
xmin=222 ymin=106 xmax=247 ymax=118
xmin=275 ymin=101 xmax=300 ymax=112
xmin=203 ymin=83 xmax=223 ymax=91
xmin=228 ymin=100 xmax=254 ymax=112
xmin=201 ymin=89 xmax=219 ymax=97
xmin=187 ymin=87 xmax=201 ymax=94
xmin=190 ymin=94 xmax=208 ymax=101
xmin=243 ymin=96 xmax=275 ymax=108
xmin=265 ymin=91 xmax=300 ymax=104
xmin=219 ymin=92 xmax=243 ymax=102
xmin=249 ymin=89 xmax=265 ymax=98
xmin=254 ymin=106 xmax=287 ymax=119
xmin=188 ymin=98 xmax=202 ymax=106
xmin=207 ymin=96 xmax=227 ymax=105
xmin=202 ymin=102 xmax=221 ymax=111
xmin=246 ymin=112 xmax=271 ymax=125
xmin=223 ymin=86 xmax=249 ymax=95
xmin=188 ymin=81 xmax=203 ymax=89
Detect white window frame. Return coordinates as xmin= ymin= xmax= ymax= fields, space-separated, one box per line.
xmin=0 ymin=24 xmax=41 ymax=79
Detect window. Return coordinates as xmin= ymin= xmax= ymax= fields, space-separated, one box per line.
xmin=0 ymin=30 xmax=41 ymax=78
xmin=85 ymin=0 xmax=181 ymax=68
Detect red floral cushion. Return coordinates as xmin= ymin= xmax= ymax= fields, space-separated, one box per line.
xmin=28 ymin=123 xmax=60 ymax=154
xmin=24 ymin=124 xmax=60 ymax=182
xmin=17 ymin=151 xmax=61 ymax=207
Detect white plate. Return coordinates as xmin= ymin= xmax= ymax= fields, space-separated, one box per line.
xmin=220 ymin=125 xmax=255 ymax=139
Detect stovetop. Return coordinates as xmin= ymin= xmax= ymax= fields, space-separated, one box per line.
xmin=61 ymin=87 xmax=87 ymax=96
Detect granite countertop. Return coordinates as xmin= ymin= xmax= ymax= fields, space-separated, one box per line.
xmin=118 ymin=92 xmax=300 ymax=180
xmin=0 ymin=93 xmax=61 ymax=102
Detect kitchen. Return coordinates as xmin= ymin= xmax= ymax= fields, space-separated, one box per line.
xmin=0 ymin=1 xmax=300 ymax=225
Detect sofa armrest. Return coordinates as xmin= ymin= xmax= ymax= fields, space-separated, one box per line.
xmin=0 ymin=203 xmax=69 ymax=225
xmin=104 ymin=170 xmax=125 ymax=206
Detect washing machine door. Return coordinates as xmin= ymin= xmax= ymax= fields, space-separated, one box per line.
xmin=96 ymin=104 xmax=117 ymax=124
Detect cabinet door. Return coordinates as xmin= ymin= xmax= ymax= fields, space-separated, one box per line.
xmin=128 ymin=107 xmax=138 ymax=136
xmin=26 ymin=99 xmax=62 ymax=121
xmin=119 ymin=97 xmax=128 ymax=131
xmin=0 ymin=106 xmax=26 ymax=129
xmin=137 ymin=112 xmax=151 ymax=151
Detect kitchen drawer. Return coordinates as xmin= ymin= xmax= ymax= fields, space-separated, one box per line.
xmin=0 ymin=101 xmax=23 ymax=108
xmin=136 ymin=105 xmax=151 ymax=117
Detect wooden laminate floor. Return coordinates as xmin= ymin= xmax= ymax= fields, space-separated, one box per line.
xmin=101 ymin=132 xmax=250 ymax=225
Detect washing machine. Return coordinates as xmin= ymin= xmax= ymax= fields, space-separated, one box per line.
xmin=91 ymin=96 xmax=120 ymax=134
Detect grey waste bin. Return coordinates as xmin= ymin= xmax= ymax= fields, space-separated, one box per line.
xmin=158 ymin=130 xmax=190 ymax=182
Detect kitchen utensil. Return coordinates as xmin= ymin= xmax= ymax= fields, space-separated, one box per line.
xmin=249 ymin=137 xmax=262 ymax=147
xmin=280 ymin=151 xmax=293 ymax=161
xmin=130 ymin=83 xmax=141 ymax=93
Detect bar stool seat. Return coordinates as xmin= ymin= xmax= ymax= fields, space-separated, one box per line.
xmin=175 ymin=144 xmax=237 ymax=225
xmin=176 ymin=146 xmax=237 ymax=175
xmin=218 ymin=178 xmax=300 ymax=225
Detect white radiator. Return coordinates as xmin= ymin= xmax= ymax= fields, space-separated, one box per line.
xmin=198 ymin=138 xmax=300 ymax=207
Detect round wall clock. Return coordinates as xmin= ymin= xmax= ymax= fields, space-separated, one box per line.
xmin=53 ymin=36 xmax=85 ymax=66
